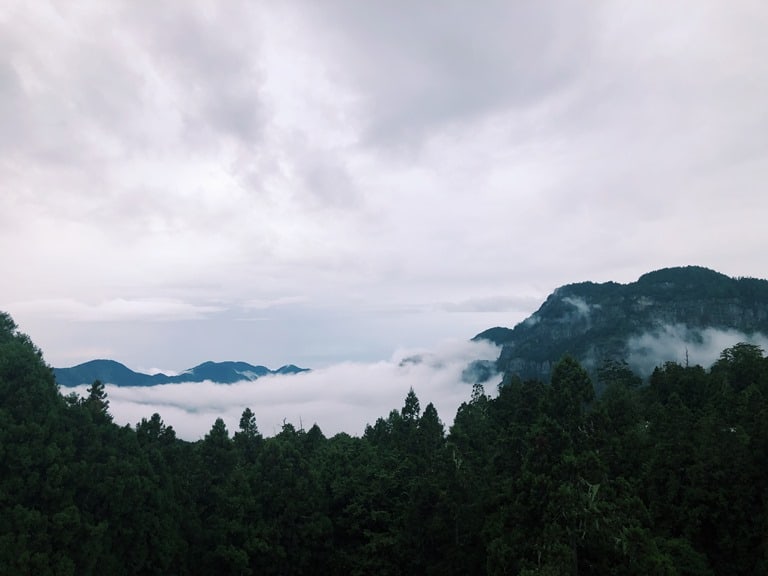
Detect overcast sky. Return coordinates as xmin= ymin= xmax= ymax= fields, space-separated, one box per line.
xmin=3 ymin=1 xmax=768 ymax=376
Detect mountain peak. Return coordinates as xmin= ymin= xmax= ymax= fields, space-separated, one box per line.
xmin=636 ymin=265 xmax=729 ymax=286
xmin=475 ymin=267 xmax=768 ymax=381
xmin=54 ymin=359 xmax=309 ymax=387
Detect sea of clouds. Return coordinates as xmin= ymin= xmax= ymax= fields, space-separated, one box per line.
xmin=67 ymin=339 xmax=501 ymax=441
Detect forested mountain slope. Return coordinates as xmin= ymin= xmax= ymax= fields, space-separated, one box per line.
xmin=2 ymin=310 xmax=767 ymax=574
xmin=475 ymin=266 xmax=768 ymax=382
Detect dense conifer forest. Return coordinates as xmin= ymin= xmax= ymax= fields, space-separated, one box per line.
xmin=1 ymin=311 xmax=767 ymax=574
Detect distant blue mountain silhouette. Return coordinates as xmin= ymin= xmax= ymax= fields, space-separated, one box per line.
xmin=54 ymin=359 xmax=308 ymax=387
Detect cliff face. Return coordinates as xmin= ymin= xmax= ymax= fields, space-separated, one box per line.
xmin=475 ymin=267 xmax=768 ymax=381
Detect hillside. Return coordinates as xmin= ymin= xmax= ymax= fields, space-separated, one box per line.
xmin=475 ymin=266 xmax=768 ymax=381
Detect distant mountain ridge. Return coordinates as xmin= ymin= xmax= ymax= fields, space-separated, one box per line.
xmin=54 ymin=359 xmax=309 ymax=387
xmin=474 ymin=266 xmax=768 ymax=382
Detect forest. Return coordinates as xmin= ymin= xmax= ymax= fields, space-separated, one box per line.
xmin=1 ymin=311 xmax=766 ymax=575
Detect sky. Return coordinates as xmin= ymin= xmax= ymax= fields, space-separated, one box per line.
xmin=3 ymin=2 xmax=768 ymax=385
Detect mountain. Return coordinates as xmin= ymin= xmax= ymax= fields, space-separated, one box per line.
xmin=474 ymin=266 xmax=768 ymax=382
xmin=54 ymin=359 xmax=309 ymax=387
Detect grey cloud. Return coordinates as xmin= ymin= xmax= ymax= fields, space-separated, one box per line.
xmin=235 ymin=130 xmax=362 ymax=212
xmin=299 ymin=149 xmax=359 ymax=209
xmin=1 ymin=1 xmax=267 ymax=176
xmin=122 ymin=0 xmax=267 ymax=147
xmin=298 ymin=0 xmax=595 ymax=149
xmin=2 ymin=5 xmax=149 ymax=163
xmin=0 ymin=56 xmax=27 ymax=154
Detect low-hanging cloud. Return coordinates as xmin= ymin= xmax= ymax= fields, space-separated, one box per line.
xmin=627 ymin=324 xmax=768 ymax=375
xmin=562 ymin=296 xmax=593 ymax=319
xmin=67 ymin=339 xmax=500 ymax=441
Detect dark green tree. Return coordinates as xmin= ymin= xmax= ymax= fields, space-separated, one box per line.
xmin=83 ymin=379 xmax=112 ymax=423
xmin=233 ymin=407 xmax=263 ymax=464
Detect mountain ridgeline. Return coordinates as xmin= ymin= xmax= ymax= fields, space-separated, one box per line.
xmin=54 ymin=359 xmax=308 ymax=387
xmin=475 ymin=266 xmax=768 ymax=382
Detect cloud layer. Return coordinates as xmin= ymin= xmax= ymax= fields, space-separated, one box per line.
xmin=627 ymin=325 xmax=768 ymax=375
xmin=67 ymin=339 xmax=500 ymax=441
